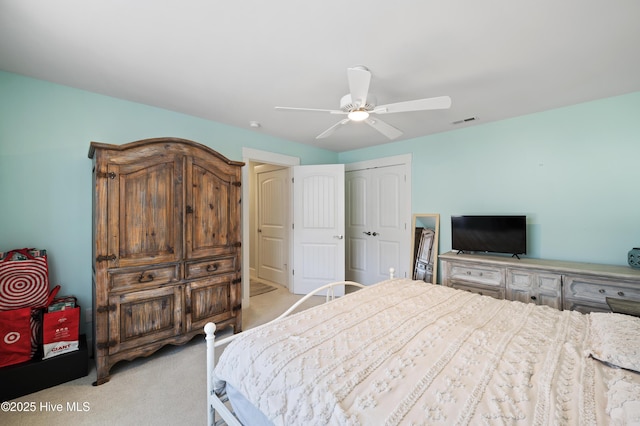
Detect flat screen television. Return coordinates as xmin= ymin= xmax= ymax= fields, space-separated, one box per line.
xmin=451 ymin=215 xmax=527 ymax=257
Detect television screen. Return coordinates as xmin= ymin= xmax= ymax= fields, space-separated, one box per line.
xmin=451 ymin=215 xmax=526 ymax=256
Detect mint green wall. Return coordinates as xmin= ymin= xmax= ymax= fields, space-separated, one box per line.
xmin=2 ymin=69 xmax=639 ymax=339
xmin=0 ymin=71 xmax=337 ymax=335
xmin=339 ymin=91 xmax=640 ymax=266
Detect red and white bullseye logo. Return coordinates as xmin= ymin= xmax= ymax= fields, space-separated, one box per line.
xmin=3 ymin=331 xmax=21 ymax=345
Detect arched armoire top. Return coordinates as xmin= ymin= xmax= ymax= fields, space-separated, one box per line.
xmin=88 ymin=137 xmax=245 ymax=167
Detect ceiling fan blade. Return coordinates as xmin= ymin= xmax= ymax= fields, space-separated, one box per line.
xmin=316 ymin=118 xmax=350 ymax=139
xmin=275 ymin=106 xmax=344 ymax=114
xmin=373 ymin=96 xmax=452 ymax=114
xmin=365 ymin=117 xmax=403 ymax=140
xmin=347 ymin=67 xmax=371 ymax=108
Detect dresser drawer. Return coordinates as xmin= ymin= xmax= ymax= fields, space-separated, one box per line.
xmin=451 ymin=283 xmax=505 ymax=300
xmin=109 ymin=264 xmax=181 ymax=291
xmin=563 ymin=275 xmax=640 ymax=305
xmin=448 ymin=264 xmax=504 ymax=287
xmin=186 ymin=256 xmax=237 ymax=279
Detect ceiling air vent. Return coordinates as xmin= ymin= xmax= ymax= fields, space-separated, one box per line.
xmin=452 ymin=116 xmax=478 ymax=125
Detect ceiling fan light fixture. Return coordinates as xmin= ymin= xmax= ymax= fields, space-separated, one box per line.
xmin=348 ymin=109 xmax=369 ymax=121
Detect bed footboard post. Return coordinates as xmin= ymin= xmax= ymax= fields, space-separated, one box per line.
xmin=205 ymin=322 xmax=217 ymax=426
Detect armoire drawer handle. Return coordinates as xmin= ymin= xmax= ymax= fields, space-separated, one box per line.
xmin=618 ymin=291 xmax=625 ymax=297
xmin=599 ymin=289 xmax=606 ymax=294
xmin=138 ymin=273 xmax=155 ymax=283
xmin=207 ymin=264 xmax=219 ymax=272
xmin=530 ymin=296 xmax=537 ymax=301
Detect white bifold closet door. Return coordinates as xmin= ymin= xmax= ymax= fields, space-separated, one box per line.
xmin=346 ymin=164 xmax=409 ymax=285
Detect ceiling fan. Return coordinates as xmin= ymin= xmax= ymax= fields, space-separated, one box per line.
xmin=275 ymin=66 xmax=452 ymax=140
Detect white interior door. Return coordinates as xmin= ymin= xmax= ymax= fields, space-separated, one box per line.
xmin=346 ymin=163 xmax=409 ymax=284
xmin=292 ymin=164 xmax=345 ymax=295
xmin=257 ymin=166 xmax=289 ymax=285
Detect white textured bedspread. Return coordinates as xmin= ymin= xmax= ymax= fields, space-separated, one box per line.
xmin=214 ymin=279 xmax=638 ymax=425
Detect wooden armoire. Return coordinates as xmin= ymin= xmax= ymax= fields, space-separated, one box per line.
xmin=88 ymin=138 xmax=244 ymax=385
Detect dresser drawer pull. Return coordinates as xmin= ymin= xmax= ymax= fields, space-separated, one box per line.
xmin=207 ymin=264 xmax=219 ymax=272
xmin=138 ymin=272 xmax=155 ymax=283
xmin=599 ymin=289 xmax=606 ymax=294
xmin=530 ymin=296 xmax=537 ymax=301
xmin=618 ymin=291 xmax=625 ymax=297
xmin=466 ymin=271 xmax=471 ymax=275
xmin=479 ymin=272 xmax=483 ymax=276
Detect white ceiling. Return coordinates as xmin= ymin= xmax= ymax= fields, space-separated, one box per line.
xmin=1 ymin=0 xmax=639 ymax=152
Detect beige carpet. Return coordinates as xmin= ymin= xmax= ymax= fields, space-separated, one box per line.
xmin=3 ymin=286 xmax=325 ymax=426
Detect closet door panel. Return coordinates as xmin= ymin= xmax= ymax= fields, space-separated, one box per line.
xmin=346 ymin=164 xmax=409 ymax=284
xmin=372 ymin=167 xmax=405 ymax=282
xmin=345 ymin=170 xmax=371 ymax=284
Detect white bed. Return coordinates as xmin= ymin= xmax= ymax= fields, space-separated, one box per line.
xmin=205 ymin=278 xmax=640 ymax=425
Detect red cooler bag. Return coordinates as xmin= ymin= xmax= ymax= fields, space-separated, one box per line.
xmin=0 ymin=307 xmax=33 ymax=367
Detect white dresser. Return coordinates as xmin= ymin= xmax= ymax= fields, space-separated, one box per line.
xmin=440 ymin=251 xmax=640 ymax=313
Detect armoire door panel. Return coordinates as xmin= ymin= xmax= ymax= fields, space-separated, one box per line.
xmin=108 ymin=157 xmax=183 ymax=267
xmin=185 ymin=276 xmax=234 ymax=332
xmin=186 ymin=157 xmax=241 ymax=259
xmin=108 ymin=285 xmax=183 ymax=354
xmin=188 ymin=162 xmax=230 ymax=254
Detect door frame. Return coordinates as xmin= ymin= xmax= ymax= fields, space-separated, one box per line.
xmin=241 ymin=150 xmax=411 ymax=306
xmin=242 ymin=148 xmax=300 ymax=308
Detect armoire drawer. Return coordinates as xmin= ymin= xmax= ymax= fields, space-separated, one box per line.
xmin=109 ymin=264 xmax=181 ymax=291
xmin=186 ymin=256 xmax=237 ymax=279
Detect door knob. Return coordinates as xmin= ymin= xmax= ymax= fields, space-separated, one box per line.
xmin=363 ymin=231 xmax=372 ymax=235
xmin=372 ymin=232 xmax=379 ymax=236
xmin=333 ymin=235 xmax=344 ymax=239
